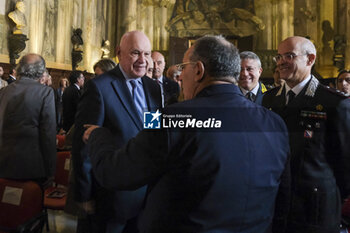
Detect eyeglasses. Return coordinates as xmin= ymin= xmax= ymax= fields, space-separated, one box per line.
xmin=175 ymin=62 xmax=196 ymax=71
xmin=273 ymin=53 xmax=307 ymax=63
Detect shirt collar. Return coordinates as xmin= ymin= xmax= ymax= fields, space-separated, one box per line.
xmin=285 ymin=75 xmax=311 ymax=96
xmin=239 ymin=83 xmax=259 ymax=96
xmin=74 ymin=83 xmax=80 ymax=90
xmin=119 ymin=64 xmax=142 ymax=83
xmin=157 ymin=76 xmax=163 ymax=84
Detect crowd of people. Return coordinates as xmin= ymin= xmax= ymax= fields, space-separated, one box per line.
xmin=0 ymin=31 xmax=350 ymax=233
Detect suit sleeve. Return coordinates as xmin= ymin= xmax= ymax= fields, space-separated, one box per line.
xmin=272 ymin=153 xmax=291 ymax=233
xmin=87 ymin=127 xmax=167 ymax=190
xmin=71 ymin=80 xmax=104 ymax=202
xmin=39 ymin=88 xmax=57 ymax=177
xmin=268 ymin=113 xmax=290 ymax=233
xmin=332 ymin=98 xmax=350 ymax=199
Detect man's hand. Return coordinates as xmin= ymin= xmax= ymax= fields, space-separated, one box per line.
xmin=83 ymin=124 xmax=100 ymax=143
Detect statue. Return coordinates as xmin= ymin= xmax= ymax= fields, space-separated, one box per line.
xmin=321 ymin=20 xmax=334 ymax=66
xmin=333 ymin=35 xmax=346 ymax=71
xmin=8 ymin=1 xmax=27 ymax=35
xmin=101 ymin=40 xmax=110 ymax=58
xmin=71 ymin=28 xmax=84 ymax=70
xmin=7 ymin=1 xmax=29 ymax=65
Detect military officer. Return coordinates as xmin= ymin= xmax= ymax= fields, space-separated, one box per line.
xmin=263 ymin=36 xmax=350 ymax=233
xmin=238 ymin=51 xmax=267 ymax=104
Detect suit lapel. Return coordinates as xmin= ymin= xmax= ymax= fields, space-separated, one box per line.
xmin=270 ymin=84 xmax=287 ymax=116
xmin=110 ymin=67 xmax=143 ymax=130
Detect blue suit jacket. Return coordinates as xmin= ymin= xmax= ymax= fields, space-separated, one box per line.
xmin=72 ymin=65 xmax=162 ymax=224
xmin=88 ymin=84 xmax=290 ymax=233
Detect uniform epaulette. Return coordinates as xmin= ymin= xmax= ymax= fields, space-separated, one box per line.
xmin=261 ymin=83 xmax=267 ymax=93
xmin=320 ymin=84 xmax=349 ymax=98
xmin=264 ymin=85 xmax=280 ymax=94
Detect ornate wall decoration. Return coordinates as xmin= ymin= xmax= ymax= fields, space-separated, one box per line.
xmin=166 ymin=0 xmax=265 ymax=38
xmin=0 ymin=0 xmax=116 ymax=73
xmin=142 ymin=0 xmax=176 ymax=8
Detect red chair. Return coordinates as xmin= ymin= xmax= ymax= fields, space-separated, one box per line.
xmin=0 ymin=178 xmax=45 ymax=233
xmin=43 ymin=151 xmax=71 ymax=231
xmin=56 ymin=135 xmax=66 ymax=150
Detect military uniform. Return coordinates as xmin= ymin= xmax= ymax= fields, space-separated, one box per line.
xmin=263 ymin=76 xmax=350 ymax=233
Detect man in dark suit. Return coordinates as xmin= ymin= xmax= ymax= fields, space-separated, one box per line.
xmin=7 ymin=66 xmax=16 ymax=84
xmin=72 ymin=30 xmax=162 ymax=233
xmin=238 ymin=51 xmax=266 ymax=105
xmin=263 ymin=36 xmax=350 ymax=233
xmin=84 ymin=36 xmax=290 ymax=233
xmin=62 ymin=71 xmax=85 ymax=132
xmin=152 ymin=51 xmax=180 ymax=106
xmin=0 ymin=54 xmax=56 ymax=186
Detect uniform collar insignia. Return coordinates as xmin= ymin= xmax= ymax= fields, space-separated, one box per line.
xmin=275 ymin=75 xmax=319 ymax=97
xmin=305 ymin=76 xmax=319 ymax=97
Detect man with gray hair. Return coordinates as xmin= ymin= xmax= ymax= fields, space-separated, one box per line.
xmin=0 ymin=53 xmax=56 ymax=186
xmin=84 ymin=35 xmax=290 ymax=232
xmin=238 ymin=51 xmax=266 ymax=104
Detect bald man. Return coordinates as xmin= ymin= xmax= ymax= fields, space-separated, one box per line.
xmin=72 ymin=31 xmax=162 ymax=233
xmin=263 ymin=36 xmax=350 ymax=233
xmin=152 ymin=51 xmax=180 ymax=106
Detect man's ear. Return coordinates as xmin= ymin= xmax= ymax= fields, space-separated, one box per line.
xmin=194 ymin=61 xmax=205 ymax=82
xmin=307 ymin=54 xmax=316 ymax=66
xmin=116 ymin=46 xmax=121 ymax=58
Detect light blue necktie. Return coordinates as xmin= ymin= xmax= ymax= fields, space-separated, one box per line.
xmin=130 ymin=80 xmax=144 ymax=120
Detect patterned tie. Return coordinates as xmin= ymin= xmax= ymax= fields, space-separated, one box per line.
xmin=130 ymin=80 xmax=144 ymax=120
xmin=246 ymin=92 xmax=255 ymax=102
xmin=287 ymin=90 xmax=295 ymax=105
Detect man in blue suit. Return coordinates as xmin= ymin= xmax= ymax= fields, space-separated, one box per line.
xmin=84 ymin=36 xmax=290 ymax=233
xmin=238 ymin=51 xmax=266 ymax=105
xmin=72 ymin=30 xmax=162 ymax=233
